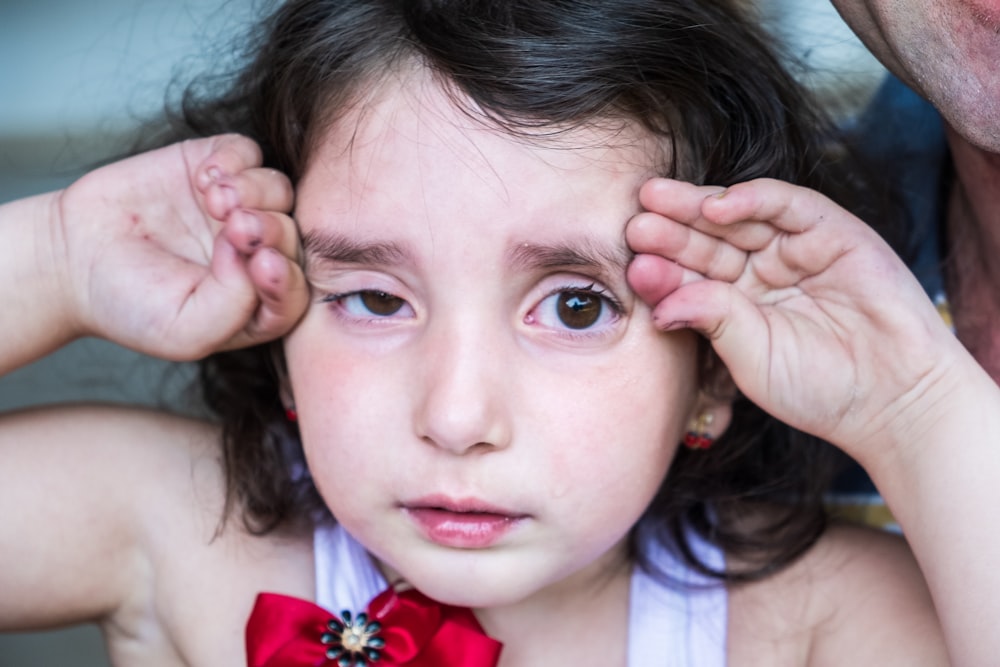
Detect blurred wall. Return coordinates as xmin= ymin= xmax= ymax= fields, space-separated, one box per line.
xmin=0 ymin=1 xmax=883 ymax=665
xmin=757 ymin=0 xmax=885 ymax=118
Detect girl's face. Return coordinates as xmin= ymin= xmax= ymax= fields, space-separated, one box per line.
xmin=285 ymin=75 xmax=705 ymax=610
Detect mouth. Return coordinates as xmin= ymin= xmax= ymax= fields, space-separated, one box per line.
xmin=402 ymin=496 xmax=529 ymax=549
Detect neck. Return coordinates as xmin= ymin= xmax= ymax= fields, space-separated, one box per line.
xmin=944 ymin=126 xmax=1000 ymax=381
xmin=947 ymin=127 xmax=1000 ymax=248
xmin=476 ymin=545 xmax=632 ymax=667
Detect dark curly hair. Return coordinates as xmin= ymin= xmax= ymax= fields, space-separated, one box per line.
xmin=158 ymin=0 xmax=891 ymax=583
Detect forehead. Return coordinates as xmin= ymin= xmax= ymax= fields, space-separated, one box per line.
xmin=294 ymin=71 xmax=664 ymax=247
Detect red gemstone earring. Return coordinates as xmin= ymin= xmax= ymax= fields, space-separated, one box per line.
xmin=683 ymin=413 xmax=714 ymax=450
xmin=284 ymin=406 xmax=298 ymax=422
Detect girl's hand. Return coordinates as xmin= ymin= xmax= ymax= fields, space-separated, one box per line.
xmin=53 ymin=134 xmax=308 ymax=360
xmin=625 ymin=178 xmax=968 ymax=462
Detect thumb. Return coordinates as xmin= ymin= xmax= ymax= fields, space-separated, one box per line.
xmin=164 ymin=235 xmax=259 ymax=359
xmin=650 ymin=279 xmax=771 ymax=389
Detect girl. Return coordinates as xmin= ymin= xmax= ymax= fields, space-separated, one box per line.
xmin=2 ymin=0 xmax=996 ymax=664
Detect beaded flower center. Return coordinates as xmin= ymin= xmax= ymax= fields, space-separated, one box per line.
xmin=320 ymin=609 xmax=386 ymax=667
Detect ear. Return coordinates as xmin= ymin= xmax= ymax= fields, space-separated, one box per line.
xmin=691 ymin=342 xmax=736 ymax=440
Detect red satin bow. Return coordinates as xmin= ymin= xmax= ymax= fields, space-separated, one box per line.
xmin=246 ymin=587 xmax=502 ymax=667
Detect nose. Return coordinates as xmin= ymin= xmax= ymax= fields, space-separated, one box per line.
xmin=413 ymin=319 xmax=513 ymax=455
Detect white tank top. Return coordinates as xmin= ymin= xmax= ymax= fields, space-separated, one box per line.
xmin=313 ymin=522 xmax=727 ymax=666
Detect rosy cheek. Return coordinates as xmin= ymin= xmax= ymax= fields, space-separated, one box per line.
xmin=295 ymin=358 xmax=369 ymax=418
xmin=293 ymin=353 xmax=393 ymax=493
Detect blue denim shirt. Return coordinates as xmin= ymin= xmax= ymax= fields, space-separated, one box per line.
xmin=852 ymin=74 xmax=951 ymax=316
xmin=831 ymin=76 xmax=952 ymax=520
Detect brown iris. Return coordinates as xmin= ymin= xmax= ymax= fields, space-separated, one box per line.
xmin=557 ymin=290 xmax=602 ymax=329
xmin=360 ymin=291 xmax=406 ymax=316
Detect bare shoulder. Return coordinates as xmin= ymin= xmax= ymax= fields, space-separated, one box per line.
xmin=0 ymin=405 xmax=227 ymax=623
xmin=727 ymin=521 xmax=948 ymax=667
xmin=0 ymin=404 xmax=316 ymax=665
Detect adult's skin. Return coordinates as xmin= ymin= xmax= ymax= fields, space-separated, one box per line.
xmin=829 ymin=0 xmax=1000 ymax=379
xmin=626 ymin=5 xmax=1000 ymax=661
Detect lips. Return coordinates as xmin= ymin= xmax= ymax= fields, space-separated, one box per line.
xmin=403 ymin=497 xmax=528 ymax=549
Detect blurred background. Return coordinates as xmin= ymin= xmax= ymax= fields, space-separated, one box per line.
xmin=0 ymin=0 xmax=884 ymax=664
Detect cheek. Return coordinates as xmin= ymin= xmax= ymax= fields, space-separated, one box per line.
xmin=284 ymin=317 xmax=401 ymax=426
xmin=283 ymin=326 xmax=397 ymax=499
xmin=533 ymin=364 xmax=686 ymax=565
xmin=536 ymin=332 xmax=697 ymax=498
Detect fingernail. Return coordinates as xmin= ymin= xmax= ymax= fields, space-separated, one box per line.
xmin=655 ymin=317 xmax=690 ymax=332
xmin=198 ymin=166 xmax=222 ymax=189
xmin=262 ymin=249 xmax=285 ymax=288
xmin=234 ymin=208 xmax=261 ymax=233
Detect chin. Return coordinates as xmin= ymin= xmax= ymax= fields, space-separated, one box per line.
xmin=391 ymin=556 xmax=546 ymax=609
xmin=413 ymin=574 xmax=534 ymax=609
xmin=948 ymin=109 xmax=1000 ymax=154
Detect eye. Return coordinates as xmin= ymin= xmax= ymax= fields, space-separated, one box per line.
xmin=356 ymin=290 xmax=406 ymax=316
xmin=528 ymin=285 xmax=622 ymax=333
xmin=557 ymin=291 xmax=603 ymax=329
xmin=322 ymin=290 xmax=413 ymax=319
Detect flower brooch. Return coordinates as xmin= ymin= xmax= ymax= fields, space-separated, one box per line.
xmin=321 ymin=609 xmax=386 ymax=666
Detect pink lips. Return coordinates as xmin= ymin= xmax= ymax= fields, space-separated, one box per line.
xmin=404 ymin=497 xmax=527 ymax=548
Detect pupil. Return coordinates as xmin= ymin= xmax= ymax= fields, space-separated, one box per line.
xmin=557 ymin=291 xmax=601 ymax=329
xmin=361 ymin=291 xmax=405 ymax=316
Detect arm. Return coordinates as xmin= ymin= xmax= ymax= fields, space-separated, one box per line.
xmin=0 ymin=133 xmax=307 ymax=373
xmin=2 ymin=192 xmax=69 ymax=370
xmin=626 ymin=178 xmax=1000 ymax=666
xmin=0 ymin=405 xmax=225 ymax=629
xmin=0 ymin=135 xmax=306 ymax=629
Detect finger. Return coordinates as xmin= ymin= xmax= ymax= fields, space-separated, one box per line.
xmin=648 ymin=280 xmax=771 ymax=388
xmin=702 ymin=178 xmax=878 ymax=241
xmin=169 ymin=240 xmax=308 ymax=356
xmin=203 ymin=166 xmax=294 ymax=221
xmin=713 ymin=180 xmax=886 ymax=275
xmin=640 ymin=178 xmax=894 ymax=292
xmin=627 ymin=211 xmax=749 ymax=283
xmin=706 ymin=179 xmax=888 ymax=285
xmin=156 ymin=235 xmax=258 ymax=360
xmin=223 ymin=209 xmax=301 ymax=261
xmin=228 ymin=248 xmax=310 ymax=347
xmin=638 ymin=179 xmax=781 ymax=248
xmin=626 ymin=253 xmax=690 ymax=310
xmin=193 ymin=134 xmax=264 ymax=192
xmin=637 ymin=178 xmax=722 ymax=226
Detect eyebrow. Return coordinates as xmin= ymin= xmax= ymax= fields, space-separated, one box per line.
xmin=301 ymin=230 xmax=631 ymax=282
xmin=507 ymin=240 xmax=631 ymax=283
xmin=301 ymin=230 xmax=412 ymax=269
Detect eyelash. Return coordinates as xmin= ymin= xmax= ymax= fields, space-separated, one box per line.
xmin=552 ymin=282 xmax=623 ymax=312
xmin=319 ymin=290 xmax=414 ymax=325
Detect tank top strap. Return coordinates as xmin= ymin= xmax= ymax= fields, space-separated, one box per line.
xmin=628 ymin=525 xmax=728 ymax=666
xmin=312 ymin=521 xmax=727 ymax=664
xmin=313 ymin=522 xmax=387 ymax=613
